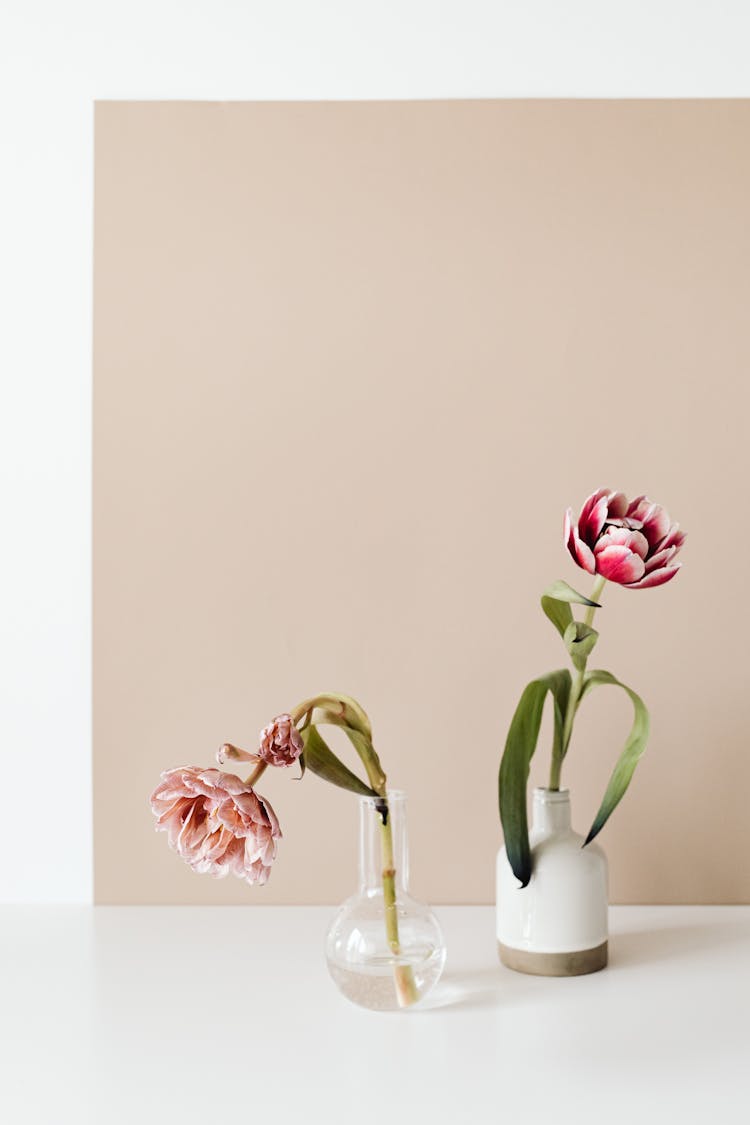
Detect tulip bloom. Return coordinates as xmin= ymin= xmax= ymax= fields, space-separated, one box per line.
xmin=150 ymin=767 xmax=281 ymax=885
xmin=258 ymin=713 xmax=304 ymax=767
xmin=565 ymin=489 xmax=685 ymax=589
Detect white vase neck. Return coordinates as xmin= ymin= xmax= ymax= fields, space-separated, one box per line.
xmin=532 ymin=788 xmax=572 ymax=834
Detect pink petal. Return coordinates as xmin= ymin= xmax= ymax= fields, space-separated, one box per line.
xmin=625 ymin=563 xmax=682 ymax=589
xmin=606 ymin=491 xmax=628 ymax=518
xmin=644 ymin=545 xmax=677 ymax=573
xmin=658 ymin=523 xmax=687 ymax=553
xmin=216 ymin=744 xmax=259 ymax=766
xmin=564 ymin=507 xmax=573 ymax=549
xmin=579 ymin=494 xmax=609 ymax=544
xmin=579 ymin=488 xmax=610 ymax=524
xmin=626 ymin=494 xmax=647 ymax=518
xmin=572 ymin=524 xmax=596 ymax=573
xmin=260 ymin=795 xmax=281 ymax=837
xmin=642 ymin=504 xmax=671 ymax=548
xmin=595 ymin=545 xmax=646 ymax=585
xmin=595 ymin=527 xmax=649 ymax=560
xmin=628 ymin=497 xmax=670 ymax=548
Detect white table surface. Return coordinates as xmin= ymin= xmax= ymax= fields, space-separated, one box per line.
xmin=1 ymin=906 xmax=747 ymax=1124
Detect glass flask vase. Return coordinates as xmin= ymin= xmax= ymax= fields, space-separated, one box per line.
xmin=326 ymin=791 xmax=446 ymax=1011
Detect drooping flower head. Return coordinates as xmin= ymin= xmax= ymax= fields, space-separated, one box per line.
xmin=565 ymin=489 xmax=686 ymax=589
xmin=258 ymin=713 xmax=304 ymax=768
xmin=150 ymin=767 xmax=281 ymax=885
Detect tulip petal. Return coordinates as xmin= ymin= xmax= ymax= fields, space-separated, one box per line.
xmin=642 ymin=504 xmax=671 ymax=548
xmin=580 ymin=495 xmax=609 ymax=544
xmin=149 ymin=766 xmax=281 ymax=884
xmin=626 ymin=495 xmax=647 ymax=518
xmin=564 ymin=507 xmax=573 ymax=548
xmin=606 ymin=491 xmax=628 ymax=518
xmin=572 ymin=525 xmax=596 ymax=573
xmin=658 ymin=523 xmax=687 ymax=553
xmin=595 ymin=545 xmax=646 ymax=585
xmin=595 ymin=527 xmax=649 ymax=560
xmin=628 ymin=497 xmax=670 ymax=548
xmin=625 ymin=563 xmax=681 ymax=589
xmin=564 ymin=508 xmax=585 ymax=569
xmin=217 ymin=743 xmax=259 ymax=766
xmin=644 ymin=545 xmax=677 ymax=573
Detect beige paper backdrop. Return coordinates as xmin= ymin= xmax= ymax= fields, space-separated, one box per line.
xmin=94 ymin=100 xmax=750 ymax=904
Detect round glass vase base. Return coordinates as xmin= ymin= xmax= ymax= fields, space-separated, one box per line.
xmin=498 ymin=940 xmax=608 ymax=977
xmin=325 ymin=791 xmax=447 ymax=1012
xmin=327 ymin=951 xmax=445 ymax=1012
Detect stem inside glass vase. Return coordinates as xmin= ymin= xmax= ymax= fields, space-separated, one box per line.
xmin=374 ymin=795 xmax=419 ymax=1007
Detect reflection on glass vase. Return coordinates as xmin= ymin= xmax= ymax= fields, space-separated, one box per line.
xmin=326 ymin=790 xmax=446 ymax=1011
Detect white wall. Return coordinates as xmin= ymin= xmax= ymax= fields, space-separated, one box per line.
xmin=1 ymin=0 xmax=748 ymax=903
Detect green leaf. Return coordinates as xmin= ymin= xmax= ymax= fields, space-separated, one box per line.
xmin=293 ymin=694 xmax=372 ymax=737
xmin=541 ymin=596 xmax=573 ymax=639
xmin=299 ymin=724 xmax=377 ymax=797
xmin=498 ymin=670 xmax=572 ymax=887
xmin=315 ymin=709 xmax=386 ymax=792
xmin=541 ymin=580 xmax=601 ymax=639
xmin=581 ymin=670 xmax=650 ymax=845
xmin=342 ymin=726 xmax=386 ymax=792
xmin=563 ymin=621 xmax=599 ymax=670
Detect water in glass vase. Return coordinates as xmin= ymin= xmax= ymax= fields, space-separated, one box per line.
xmin=325 ymin=791 xmax=446 ymax=1011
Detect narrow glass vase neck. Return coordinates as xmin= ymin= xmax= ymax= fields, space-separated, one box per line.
xmin=532 ymin=788 xmax=572 ymax=835
xmin=358 ymin=791 xmax=409 ymax=895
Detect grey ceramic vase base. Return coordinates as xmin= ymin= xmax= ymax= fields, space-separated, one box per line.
xmin=498 ymin=940 xmax=608 ymax=977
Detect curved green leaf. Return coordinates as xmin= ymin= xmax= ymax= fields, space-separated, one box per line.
xmin=563 ymin=621 xmax=599 ymax=670
xmin=315 ymin=709 xmax=386 ymax=792
xmin=498 ymin=670 xmax=572 ymax=887
xmin=581 ymin=670 xmax=650 ymax=845
xmin=299 ymin=724 xmax=376 ymax=797
xmin=294 ymin=694 xmax=372 ymax=737
xmin=541 ymin=580 xmax=601 ymax=639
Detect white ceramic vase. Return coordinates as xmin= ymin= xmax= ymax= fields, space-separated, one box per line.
xmin=496 ymin=787 xmax=608 ymax=976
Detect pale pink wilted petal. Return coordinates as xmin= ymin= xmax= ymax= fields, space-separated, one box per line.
xmin=594 ymin=545 xmax=646 ymax=585
xmin=149 ymin=766 xmax=281 ymax=885
xmin=258 ymin=713 xmax=304 ymax=768
xmin=217 ymin=743 xmax=259 ymax=767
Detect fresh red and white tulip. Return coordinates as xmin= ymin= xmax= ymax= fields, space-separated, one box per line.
xmin=565 ymin=488 xmax=686 ymax=589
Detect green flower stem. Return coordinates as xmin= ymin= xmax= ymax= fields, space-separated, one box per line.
xmin=583 ymin=576 xmax=606 ymax=628
xmin=378 ymin=804 xmax=419 ymax=1007
xmin=339 ymin=711 xmax=418 ymax=1007
xmin=245 ymin=761 xmax=268 ymax=788
xmin=549 ymin=575 xmax=607 ymax=790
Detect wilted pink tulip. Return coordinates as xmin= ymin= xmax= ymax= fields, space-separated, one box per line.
xmin=216 ymin=742 xmax=259 ymax=767
xmin=150 ymin=766 xmax=281 ymax=885
xmin=259 ymin=713 xmax=304 ymax=767
xmin=565 ymin=488 xmax=686 ymax=589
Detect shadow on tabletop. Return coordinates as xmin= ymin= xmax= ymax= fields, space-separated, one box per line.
xmin=419 ymin=916 xmax=748 ymax=1012
xmin=608 ymin=918 xmax=748 ymax=968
